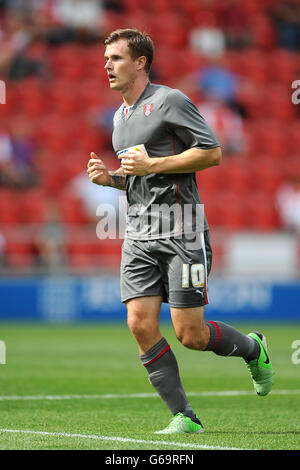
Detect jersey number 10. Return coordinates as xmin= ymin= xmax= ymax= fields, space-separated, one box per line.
xmin=182 ymin=264 xmax=205 ymax=288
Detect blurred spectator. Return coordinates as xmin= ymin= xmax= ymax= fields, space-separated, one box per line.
xmin=198 ymin=97 xmax=245 ymax=155
xmin=190 ymin=26 xmax=225 ymax=60
xmin=276 ymin=175 xmax=300 ymax=233
xmin=199 ymin=61 xmax=237 ymax=103
xmin=88 ymin=89 xmax=121 ymax=144
xmin=32 ymin=199 xmax=67 ymax=271
xmin=189 ymin=12 xmax=225 ymax=59
xmin=52 ymin=0 xmax=104 ymax=29
xmin=0 ymin=13 xmax=30 ymax=76
xmin=0 ymin=230 xmax=7 ymax=268
xmin=49 ymin=0 xmax=105 ymax=43
xmin=102 ymin=0 xmax=125 ymax=13
xmin=196 ymin=57 xmax=241 ymax=114
xmin=0 ymin=1 xmax=44 ymax=15
xmin=89 ymin=103 xmax=119 ymax=137
xmin=269 ymin=0 xmax=300 ymax=50
xmin=0 ymin=127 xmax=12 ymax=160
xmin=0 ymin=0 xmax=7 ymax=14
xmin=0 ymin=12 xmax=48 ymax=80
xmin=67 ymin=170 xmax=121 ymax=223
xmin=0 ymin=127 xmax=15 ymax=186
xmin=0 ymin=116 xmax=39 ymax=188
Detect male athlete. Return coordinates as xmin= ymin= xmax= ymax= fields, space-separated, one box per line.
xmin=87 ymin=29 xmax=274 ymax=434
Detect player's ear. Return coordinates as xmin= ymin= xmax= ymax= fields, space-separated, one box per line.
xmin=136 ymin=56 xmax=147 ymax=71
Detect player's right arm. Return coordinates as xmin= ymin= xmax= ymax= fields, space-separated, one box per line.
xmin=87 ymin=152 xmax=126 ymax=190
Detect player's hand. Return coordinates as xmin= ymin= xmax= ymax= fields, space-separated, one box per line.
xmin=87 ymin=152 xmax=109 ymax=186
xmin=118 ymin=151 xmax=152 ymax=176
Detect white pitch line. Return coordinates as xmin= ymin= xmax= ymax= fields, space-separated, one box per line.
xmin=0 ymin=390 xmax=299 ymax=401
xmin=0 ymin=428 xmax=251 ymax=451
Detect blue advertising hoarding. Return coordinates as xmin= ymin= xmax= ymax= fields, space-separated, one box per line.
xmin=0 ymin=276 xmax=299 ymax=323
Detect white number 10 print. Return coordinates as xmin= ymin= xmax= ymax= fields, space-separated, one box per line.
xmin=182 ymin=264 xmax=205 ymax=288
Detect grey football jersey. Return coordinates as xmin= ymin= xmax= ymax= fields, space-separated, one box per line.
xmin=112 ymin=82 xmax=219 ymax=240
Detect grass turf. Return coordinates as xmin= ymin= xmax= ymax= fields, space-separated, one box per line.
xmin=0 ymin=322 xmax=299 ymax=450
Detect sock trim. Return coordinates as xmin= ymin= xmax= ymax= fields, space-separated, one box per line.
xmin=143 ymin=344 xmax=170 ymax=367
xmin=206 ymin=321 xmax=221 ymax=351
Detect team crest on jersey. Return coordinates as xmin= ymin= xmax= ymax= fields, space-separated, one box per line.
xmin=144 ymin=103 xmax=153 ymax=116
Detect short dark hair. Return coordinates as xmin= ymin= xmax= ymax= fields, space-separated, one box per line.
xmin=104 ymin=28 xmax=154 ymax=74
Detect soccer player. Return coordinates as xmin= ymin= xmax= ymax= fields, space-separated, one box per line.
xmin=87 ymin=29 xmax=274 ymax=434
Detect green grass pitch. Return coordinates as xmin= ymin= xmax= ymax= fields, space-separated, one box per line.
xmin=0 ymin=322 xmax=299 ymax=450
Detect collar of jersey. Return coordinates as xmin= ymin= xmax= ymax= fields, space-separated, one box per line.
xmin=121 ymin=81 xmax=152 ymax=121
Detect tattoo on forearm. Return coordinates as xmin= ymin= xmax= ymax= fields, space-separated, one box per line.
xmin=107 ymin=171 xmax=126 ymax=190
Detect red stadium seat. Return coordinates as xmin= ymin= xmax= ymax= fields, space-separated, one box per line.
xmin=1 ymin=2 xmax=299 ymax=261
xmin=17 ymin=79 xmax=48 ymax=117
xmin=268 ymin=49 xmax=299 ymax=85
xmin=20 ymin=189 xmax=46 ymax=224
xmin=59 ymin=195 xmax=86 ymax=225
xmin=250 ymin=15 xmax=276 ymax=49
xmin=0 ymin=190 xmax=20 ymax=224
xmin=239 ymin=50 xmax=269 ymax=85
xmin=244 ymin=191 xmax=279 ymax=231
xmin=5 ymin=241 xmax=33 ymax=268
xmin=289 ymin=123 xmax=300 ymax=151
xmin=50 ymin=44 xmax=87 ymax=81
xmin=47 ymin=79 xmax=82 ymax=117
xmin=197 ymin=168 xmax=221 ymax=196
xmin=219 ymin=160 xmax=252 ymax=196
xmin=216 ymin=190 xmax=246 ymax=230
xmin=249 ymin=155 xmax=283 ymax=196
xmin=263 ymin=85 xmax=296 ymax=122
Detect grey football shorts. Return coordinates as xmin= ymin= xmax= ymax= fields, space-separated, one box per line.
xmin=120 ymin=231 xmax=212 ymax=308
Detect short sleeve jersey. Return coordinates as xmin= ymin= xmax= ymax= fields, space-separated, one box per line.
xmin=112 ymin=82 xmax=220 ymax=240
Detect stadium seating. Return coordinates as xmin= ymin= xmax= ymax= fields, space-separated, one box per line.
xmin=1 ymin=0 xmax=299 ymax=271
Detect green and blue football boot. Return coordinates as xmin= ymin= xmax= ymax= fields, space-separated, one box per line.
xmin=154 ymin=412 xmax=204 ymax=434
xmin=246 ymin=331 xmax=274 ymax=396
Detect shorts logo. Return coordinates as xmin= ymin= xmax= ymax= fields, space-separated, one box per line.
xmin=144 ymin=103 xmax=153 ymax=116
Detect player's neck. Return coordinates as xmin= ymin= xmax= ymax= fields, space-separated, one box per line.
xmin=122 ymin=77 xmax=149 ymax=107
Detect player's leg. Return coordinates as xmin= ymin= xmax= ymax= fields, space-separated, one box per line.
xmin=170 ymin=305 xmax=259 ymax=361
xmin=171 ymin=306 xmax=274 ymax=396
xmin=167 ymin=232 xmax=258 ymax=356
xmin=126 ymin=296 xmax=162 ymax=354
xmin=166 ymin=232 xmax=273 ymax=396
xmin=126 ymin=295 xmax=203 ymax=433
xmin=121 ymin=239 xmax=202 ymax=432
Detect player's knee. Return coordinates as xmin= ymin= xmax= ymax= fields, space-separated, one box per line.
xmin=176 ymin=328 xmax=208 ymax=351
xmin=127 ymin=314 xmax=152 ymax=342
xmin=127 ymin=314 xmax=142 ymax=337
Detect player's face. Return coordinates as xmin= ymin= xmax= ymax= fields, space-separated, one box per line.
xmin=104 ymin=39 xmax=138 ymax=93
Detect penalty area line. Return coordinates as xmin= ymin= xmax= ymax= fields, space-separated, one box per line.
xmin=0 ymin=428 xmax=252 ymax=451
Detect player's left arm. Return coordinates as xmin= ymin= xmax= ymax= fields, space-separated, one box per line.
xmin=149 ymin=145 xmax=221 ymax=174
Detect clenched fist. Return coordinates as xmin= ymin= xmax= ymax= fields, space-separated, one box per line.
xmin=87 ymin=152 xmax=109 ymax=186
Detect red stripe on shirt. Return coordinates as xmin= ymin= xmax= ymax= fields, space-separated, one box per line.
xmin=143 ymin=344 xmax=170 ymax=367
xmin=171 ymin=135 xmax=182 ymax=235
xmin=170 ymin=134 xmax=176 ymax=155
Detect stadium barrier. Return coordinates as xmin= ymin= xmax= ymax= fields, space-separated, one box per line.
xmin=0 ymin=276 xmax=299 ymax=323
